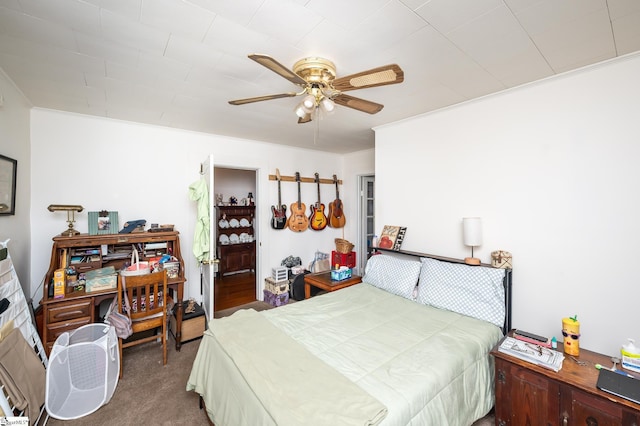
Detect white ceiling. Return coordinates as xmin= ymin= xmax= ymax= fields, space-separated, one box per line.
xmin=1 ymin=0 xmax=639 ymax=154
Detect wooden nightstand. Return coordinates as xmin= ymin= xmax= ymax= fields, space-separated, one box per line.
xmin=491 ymin=335 xmax=640 ymax=425
xmin=303 ymin=272 xmax=362 ymax=299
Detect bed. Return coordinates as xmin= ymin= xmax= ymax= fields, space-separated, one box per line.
xmin=187 ymin=252 xmax=512 ymax=426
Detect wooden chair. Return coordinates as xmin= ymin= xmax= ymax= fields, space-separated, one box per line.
xmin=117 ymin=270 xmax=168 ymax=378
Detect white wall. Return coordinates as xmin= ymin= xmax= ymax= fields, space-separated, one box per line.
xmin=214 ymin=168 xmax=255 ymax=205
xmin=29 ymin=109 xmax=368 ymax=305
xmin=374 ymin=52 xmax=640 ymax=356
xmin=0 ymin=69 xmax=32 ymax=297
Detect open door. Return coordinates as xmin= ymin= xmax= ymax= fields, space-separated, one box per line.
xmin=201 ymin=154 xmax=216 ymax=320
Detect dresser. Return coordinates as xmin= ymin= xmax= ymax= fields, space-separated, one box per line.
xmin=492 ymin=336 xmax=640 ymax=425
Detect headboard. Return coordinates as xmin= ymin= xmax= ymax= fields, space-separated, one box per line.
xmin=376 ymin=248 xmax=513 ymax=334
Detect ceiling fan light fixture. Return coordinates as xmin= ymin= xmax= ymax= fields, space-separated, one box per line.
xmin=294 ymin=104 xmax=308 ymax=118
xmin=302 ymin=94 xmax=316 ymax=110
xmin=320 ymin=97 xmax=335 ymax=113
xmin=229 ymin=54 xmax=405 ymax=124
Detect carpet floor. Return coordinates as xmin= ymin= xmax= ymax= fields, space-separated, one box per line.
xmin=44 ymin=300 xmax=494 ymax=425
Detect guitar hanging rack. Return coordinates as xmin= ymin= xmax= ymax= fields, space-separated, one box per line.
xmin=268 ymin=173 xmax=342 ymax=185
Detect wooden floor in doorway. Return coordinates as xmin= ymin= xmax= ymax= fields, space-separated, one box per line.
xmin=214 ymin=270 xmax=257 ymax=312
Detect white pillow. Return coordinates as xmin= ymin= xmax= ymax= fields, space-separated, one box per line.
xmin=417 ymin=257 xmax=506 ymax=327
xmin=362 ymin=255 xmax=421 ymax=299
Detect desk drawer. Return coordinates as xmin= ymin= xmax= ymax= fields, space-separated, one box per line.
xmin=46 ymin=316 xmax=92 ymax=344
xmin=47 ymin=299 xmax=93 ymax=323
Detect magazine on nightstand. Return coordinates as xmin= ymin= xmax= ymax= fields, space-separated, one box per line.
xmin=498 ymin=336 xmax=565 ymax=372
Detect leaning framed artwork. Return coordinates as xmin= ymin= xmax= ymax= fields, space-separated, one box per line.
xmin=88 ymin=210 xmax=119 ymax=235
xmin=0 ymin=154 xmax=17 ymax=216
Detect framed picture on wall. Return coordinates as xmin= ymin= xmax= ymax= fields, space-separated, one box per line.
xmin=0 ymin=154 xmax=17 ymax=216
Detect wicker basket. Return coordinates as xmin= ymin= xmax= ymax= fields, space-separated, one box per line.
xmin=335 ymin=238 xmax=354 ymax=254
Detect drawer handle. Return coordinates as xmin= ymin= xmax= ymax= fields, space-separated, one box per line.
xmin=586 ymin=416 xmax=598 ymax=426
xmin=55 ymin=310 xmax=85 ymax=320
xmin=497 ymin=369 xmax=506 ymax=384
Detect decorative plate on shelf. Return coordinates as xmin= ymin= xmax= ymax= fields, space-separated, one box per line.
xmin=229 ymin=233 xmax=240 ymax=244
xmin=239 ymin=218 xmax=250 ymax=227
xmin=239 ymin=232 xmax=249 ymax=242
xmin=219 ymin=234 xmax=230 ymax=245
xmin=218 ymin=219 xmax=229 ymax=229
xmin=229 ymin=218 xmax=240 ymax=228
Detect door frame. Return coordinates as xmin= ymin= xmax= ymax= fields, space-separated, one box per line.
xmin=357 ymin=174 xmax=375 ymax=275
xmin=212 ymin=164 xmax=261 ymax=303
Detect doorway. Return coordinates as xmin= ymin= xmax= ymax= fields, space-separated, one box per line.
xmin=358 ymin=175 xmax=375 ymax=274
xmin=213 ymin=167 xmax=257 ymax=311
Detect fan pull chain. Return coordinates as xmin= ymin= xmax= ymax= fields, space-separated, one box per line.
xmin=313 ymin=106 xmax=320 ymax=145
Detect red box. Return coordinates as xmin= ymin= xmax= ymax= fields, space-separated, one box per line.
xmin=331 ymin=251 xmax=356 ymax=268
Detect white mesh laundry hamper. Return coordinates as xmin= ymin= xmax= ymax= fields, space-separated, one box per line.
xmin=45 ymin=323 xmax=120 ymax=420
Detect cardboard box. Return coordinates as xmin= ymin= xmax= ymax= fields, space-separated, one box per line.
xmin=169 ymin=301 xmax=205 ymax=343
xmin=85 ymin=266 xmax=117 ymax=293
xmin=264 ymin=277 xmax=289 ymax=295
xmin=54 ymin=268 xmax=66 ymax=299
xmin=163 ymin=261 xmax=180 ymax=279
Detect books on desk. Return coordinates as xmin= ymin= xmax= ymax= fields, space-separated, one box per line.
xmin=498 ymin=336 xmax=565 ymax=372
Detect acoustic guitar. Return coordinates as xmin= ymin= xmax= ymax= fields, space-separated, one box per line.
xmin=270 ymin=169 xmax=287 ymax=230
xmin=309 ymin=173 xmax=328 ymax=230
xmin=328 ymin=174 xmax=346 ymax=228
xmin=288 ymin=172 xmax=308 ymax=232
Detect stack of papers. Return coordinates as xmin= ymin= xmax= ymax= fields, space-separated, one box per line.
xmin=498 ymin=336 xmax=565 ymax=372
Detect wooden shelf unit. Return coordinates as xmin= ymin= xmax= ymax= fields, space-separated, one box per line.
xmin=216 ymin=205 xmax=256 ymax=276
xmin=41 ymin=231 xmax=187 ymax=353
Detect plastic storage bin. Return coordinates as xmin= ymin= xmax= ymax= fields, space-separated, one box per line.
xmin=45 ymin=323 xmax=119 ymax=420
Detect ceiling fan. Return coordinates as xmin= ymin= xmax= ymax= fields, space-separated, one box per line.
xmin=228 ymin=54 xmax=404 ymax=123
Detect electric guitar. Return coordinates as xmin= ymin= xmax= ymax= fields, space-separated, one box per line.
xmin=328 ymin=174 xmax=346 ymax=228
xmin=309 ymin=173 xmax=328 ymax=230
xmin=270 ymin=169 xmax=287 ymax=229
xmin=288 ymin=172 xmax=308 ymax=232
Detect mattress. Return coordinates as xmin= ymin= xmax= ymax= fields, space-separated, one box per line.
xmin=187 ymin=283 xmax=503 ymax=426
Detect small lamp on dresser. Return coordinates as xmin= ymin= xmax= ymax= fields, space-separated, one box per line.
xmin=463 ymin=217 xmax=482 ymax=265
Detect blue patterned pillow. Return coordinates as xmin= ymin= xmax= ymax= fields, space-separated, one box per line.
xmin=362 ymin=255 xmax=421 ymax=299
xmin=417 ymin=257 xmax=506 ymax=327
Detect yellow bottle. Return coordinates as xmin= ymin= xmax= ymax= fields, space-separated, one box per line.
xmin=562 ymin=316 xmax=580 ymax=356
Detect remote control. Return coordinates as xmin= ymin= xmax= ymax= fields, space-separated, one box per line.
xmin=513 ymin=329 xmax=552 ymax=348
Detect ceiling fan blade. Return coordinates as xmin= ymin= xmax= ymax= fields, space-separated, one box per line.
xmin=248 ymin=54 xmax=307 ymax=86
xmin=297 ymin=113 xmax=312 ymax=124
xmin=332 ymin=64 xmax=404 ymax=92
xmin=229 ymin=92 xmax=298 ymax=105
xmin=333 ymin=94 xmax=384 ymax=114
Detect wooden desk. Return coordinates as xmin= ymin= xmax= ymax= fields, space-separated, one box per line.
xmin=41 ymin=232 xmax=186 ymax=354
xmin=304 ymin=272 xmax=362 ymax=299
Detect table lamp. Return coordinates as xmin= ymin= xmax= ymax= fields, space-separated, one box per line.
xmin=48 ymin=204 xmax=84 ymax=236
xmin=463 ymin=217 xmax=482 ymax=265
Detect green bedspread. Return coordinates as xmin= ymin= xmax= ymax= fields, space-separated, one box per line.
xmin=188 ymin=283 xmax=502 ymax=426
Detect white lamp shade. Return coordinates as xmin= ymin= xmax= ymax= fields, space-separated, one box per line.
xmin=463 ymin=217 xmax=482 ymax=246
xmin=320 ymin=97 xmax=335 ymax=112
xmin=294 ymin=105 xmax=307 ymax=118
xmin=302 ymin=94 xmax=316 ymax=109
